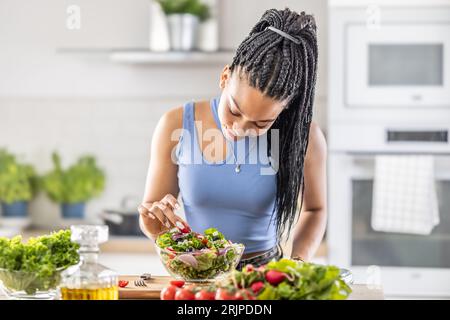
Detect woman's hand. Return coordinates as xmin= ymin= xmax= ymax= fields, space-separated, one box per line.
xmin=138 ymin=194 xmax=191 ymax=239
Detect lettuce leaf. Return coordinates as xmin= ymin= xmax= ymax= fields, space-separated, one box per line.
xmin=195 ymin=252 xmax=217 ymax=271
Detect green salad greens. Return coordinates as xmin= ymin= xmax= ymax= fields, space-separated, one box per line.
xmin=156 ymin=227 xmax=244 ymax=281
xmin=0 ymin=230 xmax=80 ymax=294
xmin=0 ymin=149 xmax=39 ymax=204
xmin=223 ymin=258 xmax=352 ymax=300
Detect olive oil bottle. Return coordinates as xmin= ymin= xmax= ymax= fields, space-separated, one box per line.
xmin=59 ymin=225 xmax=118 ymax=300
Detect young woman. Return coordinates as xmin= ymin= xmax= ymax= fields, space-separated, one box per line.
xmin=138 ymin=8 xmax=327 ymax=269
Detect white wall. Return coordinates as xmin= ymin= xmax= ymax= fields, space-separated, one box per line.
xmin=0 ymin=0 xmax=328 ymax=227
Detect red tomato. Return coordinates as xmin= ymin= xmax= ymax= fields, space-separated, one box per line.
xmin=179 ymin=225 xmax=191 ymax=233
xmin=160 ymin=285 xmax=178 ymax=300
xmin=201 ymin=238 xmax=209 ymax=245
xmin=175 ymin=288 xmax=196 ymax=300
xmin=170 ymin=280 xmax=185 ymax=288
xmin=215 ymin=288 xmax=235 ymax=300
xmin=118 ymin=280 xmax=129 ymax=288
xmin=195 ymin=290 xmax=216 ymax=300
xmin=265 ymin=270 xmax=287 ymax=286
xmin=250 ymin=281 xmax=265 ymax=294
xmin=233 ymin=291 xmax=245 ymax=300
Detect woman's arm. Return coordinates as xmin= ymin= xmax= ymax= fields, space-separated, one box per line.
xmin=139 ymin=106 xmax=188 ymax=241
xmin=290 ymin=122 xmax=328 ymax=261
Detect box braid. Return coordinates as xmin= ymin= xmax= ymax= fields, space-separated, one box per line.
xmin=229 ymin=8 xmax=318 ymax=242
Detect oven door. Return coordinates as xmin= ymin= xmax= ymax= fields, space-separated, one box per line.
xmin=328 ymin=152 xmax=450 ymax=297
xmin=346 ymin=23 xmax=450 ymax=108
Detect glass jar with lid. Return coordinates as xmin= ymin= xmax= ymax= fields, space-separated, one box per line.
xmin=58 ymin=225 xmax=118 ymax=300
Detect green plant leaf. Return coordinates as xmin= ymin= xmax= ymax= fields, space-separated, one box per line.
xmin=41 ymin=152 xmax=105 ymax=204
xmin=0 ymin=149 xmax=38 ymax=203
xmin=156 ymin=0 xmax=211 ymax=21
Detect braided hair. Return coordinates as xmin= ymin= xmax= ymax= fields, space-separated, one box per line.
xmin=229 ymin=8 xmax=318 ymax=242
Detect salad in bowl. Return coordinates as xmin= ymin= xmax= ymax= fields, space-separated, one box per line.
xmin=155 ymin=227 xmax=245 ymax=282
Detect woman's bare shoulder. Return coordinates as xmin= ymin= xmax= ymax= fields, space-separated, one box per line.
xmin=158 ymin=106 xmax=184 ymax=132
xmin=153 ymin=100 xmax=212 ymax=147
xmin=151 ymin=106 xmax=185 ymax=152
xmin=158 ymin=99 xmax=210 ymax=131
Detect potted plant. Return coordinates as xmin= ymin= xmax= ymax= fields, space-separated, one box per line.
xmin=155 ymin=0 xmax=211 ymax=51
xmin=0 ymin=149 xmax=38 ymax=217
xmin=41 ymin=152 xmax=105 ymax=219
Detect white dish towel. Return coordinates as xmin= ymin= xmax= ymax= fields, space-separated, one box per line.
xmin=371 ymin=155 xmax=440 ymax=235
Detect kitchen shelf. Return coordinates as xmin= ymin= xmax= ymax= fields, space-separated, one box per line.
xmin=56 ymin=48 xmax=235 ymax=65
xmin=110 ymin=49 xmax=235 ymax=65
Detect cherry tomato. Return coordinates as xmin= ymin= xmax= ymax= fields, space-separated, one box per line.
xmin=201 ymin=238 xmax=209 ymax=245
xmin=215 ymin=288 xmax=235 ymax=300
xmin=161 ymin=285 xmax=178 ymax=300
xmin=170 ymin=280 xmax=185 ymax=288
xmin=265 ymin=270 xmax=287 ymax=286
xmin=195 ymin=290 xmax=216 ymax=300
xmin=233 ymin=291 xmax=245 ymax=300
xmin=250 ymin=281 xmax=265 ymax=294
xmin=179 ymin=225 xmax=191 ymax=233
xmin=175 ymin=288 xmax=196 ymax=300
xmin=118 ymin=280 xmax=129 ymax=288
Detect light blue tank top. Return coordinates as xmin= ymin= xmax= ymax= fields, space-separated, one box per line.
xmin=175 ymin=96 xmax=278 ymax=253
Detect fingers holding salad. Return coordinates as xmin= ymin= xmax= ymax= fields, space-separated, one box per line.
xmin=138 ymin=194 xmax=191 ymax=239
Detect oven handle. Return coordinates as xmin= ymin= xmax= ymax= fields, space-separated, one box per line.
xmin=386 ymin=130 xmax=448 ymax=143
xmin=332 ymin=152 xmax=450 ymax=179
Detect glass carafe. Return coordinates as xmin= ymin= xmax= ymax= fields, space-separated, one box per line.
xmin=58 ymin=225 xmax=118 ymax=300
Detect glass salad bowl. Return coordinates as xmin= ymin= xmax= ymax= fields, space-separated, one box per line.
xmin=154 ymin=227 xmax=245 ymax=282
xmin=0 ymin=267 xmax=69 ymax=300
xmin=0 ymin=229 xmax=80 ymax=300
xmin=156 ymin=243 xmax=245 ymax=282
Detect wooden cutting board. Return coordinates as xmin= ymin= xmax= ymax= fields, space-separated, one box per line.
xmin=119 ymin=275 xmax=171 ymax=299
xmin=118 ymin=275 xmax=212 ymax=299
